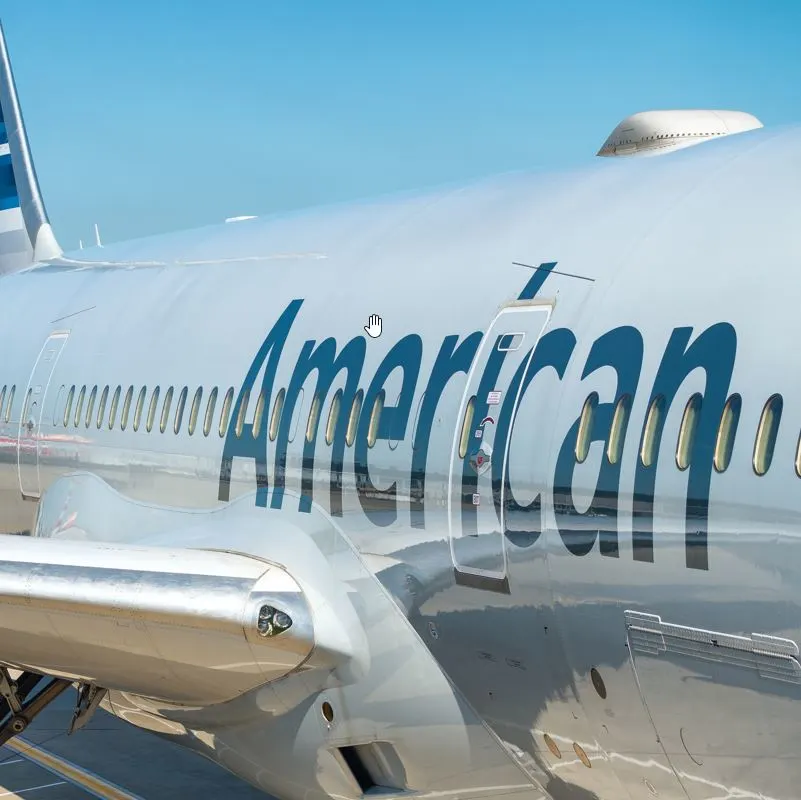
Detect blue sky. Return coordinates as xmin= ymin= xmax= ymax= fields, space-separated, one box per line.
xmin=3 ymin=2 xmax=801 ymax=247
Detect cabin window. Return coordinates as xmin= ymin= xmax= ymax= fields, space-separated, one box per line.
xmin=203 ymin=387 xmax=218 ymax=437
xmin=219 ymin=387 xmax=234 ymax=437
xmin=172 ymin=386 xmax=189 ymax=436
xmin=235 ymin=390 xmax=249 ymax=439
xmin=252 ymin=390 xmax=266 ymax=439
xmin=607 ymin=394 xmax=631 ymax=464
xmin=109 ymin=386 xmax=121 ymax=429
xmin=63 ymin=386 xmax=75 ymax=428
xmin=269 ymin=389 xmax=285 ymax=442
xmin=388 ymin=391 xmax=403 ymax=451
xmin=306 ymin=392 xmax=322 ymax=443
xmin=4 ymin=385 xmax=14 ymax=423
xmin=96 ymin=386 xmax=109 ymax=429
xmin=575 ymin=393 xmax=599 ymax=463
xmin=21 ymin=388 xmax=32 ymax=423
xmin=640 ymin=395 xmax=665 ymax=467
xmin=795 ymin=431 xmax=801 ymax=478
xmin=411 ymin=393 xmax=425 ymax=451
xmin=326 ymin=390 xmax=342 ymax=446
xmin=160 ymin=387 xmax=174 ymax=433
xmin=73 ymin=386 xmax=86 ymax=428
xmin=794 ymin=431 xmax=801 ymax=479
xmin=753 ymin=394 xmax=782 ymax=476
xmin=146 ymin=387 xmax=160 ymax=433
xmin=367 ymin=391 xmax=385 ymax=449
xmin=346 ymin=390 xmax=363 ymax=447
xmin=6 ymin=384 xmax=17 ymax=422
xmin=132 ymin=387 xmax=147 ymax=432
xmin=121 ymin=386 xmax=134 ymax=431
xmin=497 ymin=333 xmax=524 ymax=352
xmin=288 ymin=389 xmax=304 ymax=443
xmin=52 ymin=385 xmax=65 ymax=426
xmin=188 ymin=388 xmax=202 ymax=436
xmin=676 ymin=394 xmax=702 ymax=471
xmin=84 ymin=386 xmax=97 ymax=428
xmin=174 ymin=387 xmax=188 ymax=434
xmin=458 ymin=396 xmax=476 ymax=459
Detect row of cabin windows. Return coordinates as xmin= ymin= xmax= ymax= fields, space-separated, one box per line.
xmin=50 ymin=383 xmax=386 ymax=450
xmin=571 ymin=391 xmax=783 ymax=477
xmin=2 ymin=377 xmax=795 ymax=476
xmin=56 ymin=384 xmax=229 ymax=437
xmin=457 ymin=390 xmax=792 ymax=478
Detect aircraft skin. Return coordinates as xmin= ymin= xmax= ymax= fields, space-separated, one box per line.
xmin=2 ymin=64 xmax=801 ymax=800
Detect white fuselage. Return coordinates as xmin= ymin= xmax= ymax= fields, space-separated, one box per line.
xmin=2 ymin=124 xmax=801 ymax=800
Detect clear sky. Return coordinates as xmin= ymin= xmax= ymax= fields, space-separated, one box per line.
xmin=3 ymin=2 xmax=801 ymax=247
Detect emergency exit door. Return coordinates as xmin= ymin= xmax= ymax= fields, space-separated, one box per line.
xmin=18 ymin=332 xmax=70 ymax=499
xmin=448 ymin=303 xmax=552 ymax=593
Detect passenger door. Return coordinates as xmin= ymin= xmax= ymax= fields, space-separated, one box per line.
xmin=18 ymin=331 xmax=70 ymax=499
xmin=448 ymin=302 xmax=552 ymax=593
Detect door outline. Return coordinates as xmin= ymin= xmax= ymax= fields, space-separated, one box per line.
xmin=447 ymin=300 xmax=554 ymax=593
xmin=18 ymin=331 xmax=70 ymax=500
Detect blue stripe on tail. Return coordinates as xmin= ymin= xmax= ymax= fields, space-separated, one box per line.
xmin=0 ymin=153 xmax=19 ymax=210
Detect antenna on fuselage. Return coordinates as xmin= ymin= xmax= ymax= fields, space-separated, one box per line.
xmin=513 ymin=261 xmax=595 ymax=283
xmin=94 ymin=223 xmax=103 ymax=247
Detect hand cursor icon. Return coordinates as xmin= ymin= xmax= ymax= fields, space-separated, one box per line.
xmin=364 ymin=314 xmax=382 ymax=338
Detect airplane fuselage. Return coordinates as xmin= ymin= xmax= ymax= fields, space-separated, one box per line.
xmin=2 ymin=125 xmax=801 ymax=800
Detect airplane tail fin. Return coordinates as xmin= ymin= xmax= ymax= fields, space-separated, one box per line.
xmin=0 ymin=20 xmax=61 ymax=274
